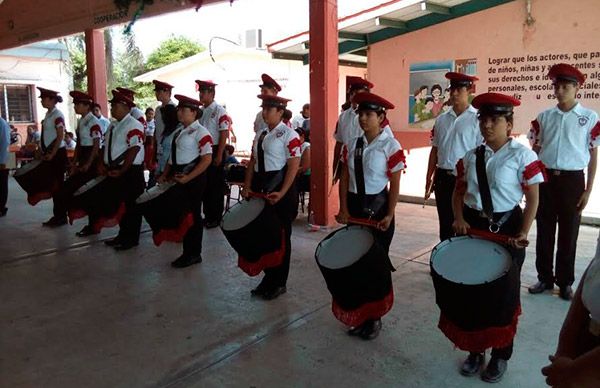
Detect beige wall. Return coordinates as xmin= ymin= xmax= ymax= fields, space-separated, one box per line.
xmin=137 ymin=50 xmax=364 ymax=153
xmin=369 ymin=0 xmax=600 ymax=135
xmin=0 ymin=54 xmax=73 ymax=138
xmin=367 ymin=0 xmax=600 ymax=218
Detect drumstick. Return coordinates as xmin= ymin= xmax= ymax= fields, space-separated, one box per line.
xmin=467 ymin=228 xmax=529 ymax=247
xmin=347 ymin=217 xmax=379 ymax=228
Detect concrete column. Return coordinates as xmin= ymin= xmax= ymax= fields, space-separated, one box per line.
xmin=309 ymin=0 xmax=339 ymax=226
xmin=84 ymin=29 xmax=108 ymax=114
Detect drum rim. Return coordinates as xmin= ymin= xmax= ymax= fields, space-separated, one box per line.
xmin=220 ymin=197 xmax=266 ymax=231
xmin=73 ymin=176 xmax=107 ymax=196
xmin=14 ymin=159 xmax=43 ymax=176
xmin=430 ymin=235 xmax=512 ymax=285
xmin=135 ymin=182 xmax=175 ymax=204
xmin=315 ymin=224 xmax=375 ymax=269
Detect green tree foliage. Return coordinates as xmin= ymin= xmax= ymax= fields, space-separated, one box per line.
xmin=63 ymin=32 xmax=204 ymax=110
xmin=62 ymin=35 xmax=87 ymax=91
xmin=145 ymin=35 xmax=204 ymax=72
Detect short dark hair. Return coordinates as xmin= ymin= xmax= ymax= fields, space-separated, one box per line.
xmin=283 ymin=109 xmax=293 ymax=120
xmin=92 ymin=103 xmax=102 ymax=110
xmin=145 ymin=107 xmax=154 ymax=114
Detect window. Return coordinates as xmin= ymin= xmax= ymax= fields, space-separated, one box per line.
xmin=0 ymin=84 xmax=34 ymax=123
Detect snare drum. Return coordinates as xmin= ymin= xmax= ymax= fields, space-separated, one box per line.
xmin=430 ymin=235 xmax=521 ymax=352
xmin=136 ymin=183 xmax=193 ymax=246
xmin=221 ymin=197 xmax=284 ymax=276
xmin=13 ymin=160 xmax=59 ymax=205
xmin=315 ymin=225 xmax=394 ymax=327
xmin=68 ymin=176 xmax=125 ymax=232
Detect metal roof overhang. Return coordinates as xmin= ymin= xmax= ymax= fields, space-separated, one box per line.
xmin=0 ymin=0 xmax=229 ymax=50
xmin=267 ymin=0 xmax=515 ymax=67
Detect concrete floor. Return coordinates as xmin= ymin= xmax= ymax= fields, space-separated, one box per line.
xmin=1 ymin=177 xmax=597 ymax=388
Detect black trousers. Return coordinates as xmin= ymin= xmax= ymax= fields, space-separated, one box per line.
xmin=182 ymin=174 xmax=207 ymax=257
xmin=463 ymin=206 xmax=525 ymax=361
xmin=116 ymin=166 xmax=145 ymax=244
xmin=202 ymin=148 xmax=225 ymax=223
xmin=434 ymin=168 xmax=456 ymax=241
xmin=50 ymin=148 xmax=68 ymax=215
xmin=253 ymin=175 xmax=298 ymax=289
xmin=535 ymin=171 xmax=585 ymax=287
xmin=0 ymin=168 xmax=8 ymax=211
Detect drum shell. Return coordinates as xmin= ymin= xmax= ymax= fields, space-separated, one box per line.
xmin=137 ymin=184 xmax=192 ymax=232
xmin=316 ymin=226 xmax=392 ymax=311
xmin=14 ymin=161 xmax=59 ymax=200
xmin=431 ymin=247 xmax=520 ymax=331
xmin=221 ymin=201 xmax=283 ymax=262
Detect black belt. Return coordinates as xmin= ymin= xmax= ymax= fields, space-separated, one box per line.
xmin=546 ymin=169 xmax=583 ymax=176
xmin=466 ymin=205 xmax=516 ymax=233
xmin=436 ymin=168 xmax=454 ymax=176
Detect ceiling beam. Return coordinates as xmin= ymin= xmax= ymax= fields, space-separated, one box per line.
xmin=338 ymin=31 xmax=367 ymax=42
xmin=375 ymin=17 xmax=407 ymax=29
xmin=272 ymin=52 xmax=305 ymax=61
xmin=420 ymin=1 xmax=451 ymax=15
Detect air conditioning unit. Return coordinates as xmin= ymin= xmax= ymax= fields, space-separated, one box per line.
xmin=244 ymin=29 xmax=263 ymax=49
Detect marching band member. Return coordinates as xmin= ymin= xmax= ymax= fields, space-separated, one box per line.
xmin=196 ymin=80 xmax=232 ymax=228
xmin=99 ymin=90 xmax=146 ymax=250
xmin=156 ymin=94 xmax=213 ymax=268
xmin=253 ymin=73 xmax=281 ymax=133
xmin=450 ymin=92 xmax=544 ymax=383
xmin=243 ymin=94 xmax=301 ymax=300
xmin=54 ymin=91 xmax=102 ymax=236
xmin=37 ymin=88 xmax=68 ymax=226
xmin=528 ymin=63 xmax=600 ymax=301
xmin=335 ymin=92 xmax=405 ymax=340
xmin=542 ymin=229 xmax=600 ymax=387
xmin=425 ymin=72 xmax=482 ymax=241
xmin=148 ymin=80 xmax=178 ymax=188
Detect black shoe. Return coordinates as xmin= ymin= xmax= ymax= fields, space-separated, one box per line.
xmin=0 ymin=207 xmax=7 ymax=217
xmin=261 ymin=286 xmax=287 ymax=300
xmin=460 ymin=352 xmax=484 ymax=376
xmin=528 ymin=281 xmax=554 ymax=294
xmin=104 ymin=237 xmax=122 ymax=247
xmin=559 ymin=286 xmax=573 ymax=301
xmin=347 ymin=324 xmax=365 ymax=337
xmin=171 ymin=254 xmax=202 ymax=268
xmin=481 ymin=357 xmax=507 ymax=383
xmin=251 ymin=282 xmax=268 ymax=297
xmin=113 ymin=242 xmax=139 ymax=251
xmin=204 ymin=220 xmax=220 ymax=229
xmin=42 ymin=216 xmax=68 ymax=227
xmin=76 ymin=225 xmax=98 ymax=237
xmin=359 ymin=319 xmax=382 ymax=340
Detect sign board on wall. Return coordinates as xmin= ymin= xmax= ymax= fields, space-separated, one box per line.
xmin=408 ymin=58 xmax=476 ymax=129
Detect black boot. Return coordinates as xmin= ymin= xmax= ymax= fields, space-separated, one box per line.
xmin=481 ymin=356 xmax=507 ymax=383
xmin=42 ymin=216 xmax=67 ymax=227
xmin=460 ymin=352 xmax=484 ymax=376
xmin=359 ymin=319 xmax=382 ymax=340
xmin=528 ymin=281 xmax=554 ymax=294
xmin=171 ymin=254 xmax=202 ymax=268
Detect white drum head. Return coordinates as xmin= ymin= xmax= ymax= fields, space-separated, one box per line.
xmin=221 ymin=198 xmax=265 ymax=231
xmin=136 ymin=182 xmax=174 ymax=204
xmin=430 ymin=236 xmax=511 ymax=285
xmin=14 ymin=160 xmax=42 ymax=176
xmin=317 ymin=226 xmax=374 ymax=269
xmin=74 ymin=176 xmax=106 ymax=196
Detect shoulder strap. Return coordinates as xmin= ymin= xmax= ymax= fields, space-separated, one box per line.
xmin=257 ymin=131 xmax=267 ymax=174
xmin=475 ymin=145 xmax=494 ymax=219
xmin=354 ymin=137 xmax=366 ymax=200
xmin=171 ymin=128 xmax=183 ymax=166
